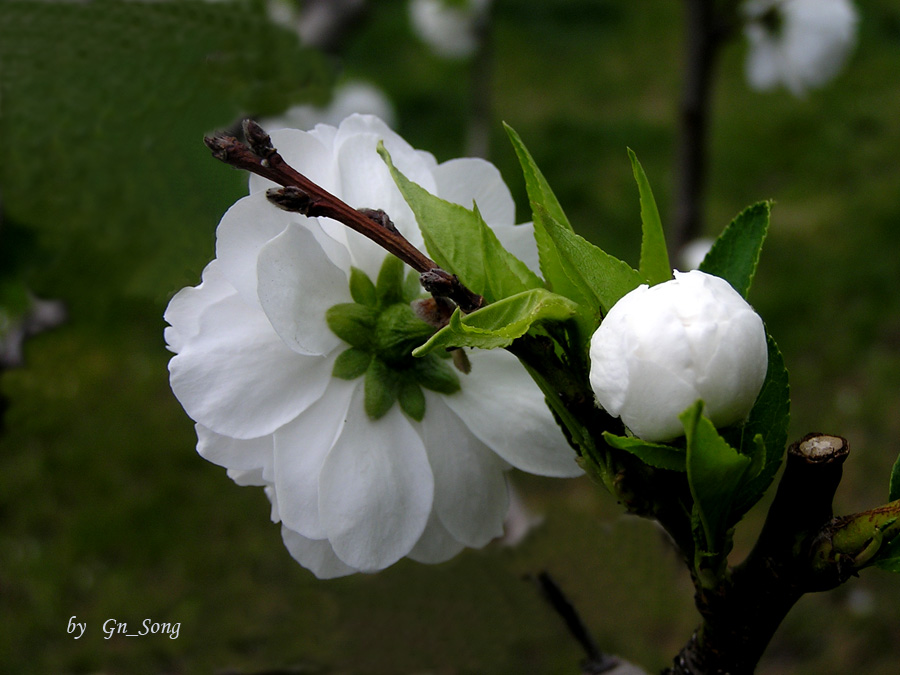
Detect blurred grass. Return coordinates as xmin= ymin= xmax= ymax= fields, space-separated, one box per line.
xmin=3 ymin=0 xmax=900 ymax=672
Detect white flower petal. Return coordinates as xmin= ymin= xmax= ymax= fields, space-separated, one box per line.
xmin=215 ymin=192 xmax=294 ymax=307
xmin=318 ymin=387 xmax=435 ymax=571
xmin=443 ymin=350 xmax=581 ymax=478
xmin=248 ymin=128 xmax=340 ymax=195
xmin=407 ymin=511 xmax=466 ymax=564
xmin=257 ymin=222 xmax=348 ymax=356
xmin=281 ymin=528 xmax=357 ymax=579
xmin=164 ymin=261 xmax=232 ymax=354
xmin=168 ymin=291 xmax=334 ymax=439
xmin=420 ymin=395 xmax=509 ymax=547
xmin=432 ymin=157 xmax=516 ymax=226
xmin=273 ymin=378 xmax=358 ymax=540
xmin=195 ymin=423 xmax=273 ymax=473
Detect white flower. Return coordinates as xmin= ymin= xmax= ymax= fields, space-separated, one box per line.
xmin=409 ymin=0 xmax=491 ymax=59
xmin=165 ymin=115 xmax=579 ymax=578
xmin=743 ymin=0 xmax=858 ymax=96
xmin=589 ymin=270 xmax=768 ymax=443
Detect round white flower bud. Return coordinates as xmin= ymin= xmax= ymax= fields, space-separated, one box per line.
xmin=589 ymin=270 xmax=768 ymax=442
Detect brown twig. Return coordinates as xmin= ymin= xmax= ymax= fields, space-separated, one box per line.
xmin=204 ymin=120 xmax=484 ymax=313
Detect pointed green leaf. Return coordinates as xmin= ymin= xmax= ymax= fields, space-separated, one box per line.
xmin=536 ymin=205 xmax=644 ymax=314
xmin=413 ymin=288 xmax=578 ymax=355
xmin=503 ymin=123 xmax=573 ymax=230
xmin=332 ymin=347 xmax=372 ymax=380
xmin=733 ymin=332 xmax=791 ymax=514
xmin=890 ymin=452 xmax=900 ymax=502
xmin=700 ymin=201 xmax=771 ymax=298
xmin=683 ymin=401 xmax=752 ymax=554
xmin=628 ymin=148 xmax=671 ymax=285
xmin=603 ymin=432 xmax=686 ymax=472
xmin=379 ymin=144 xmax=542 ymax=303
xmin=504 ymin=123 xmax=598 ymax=314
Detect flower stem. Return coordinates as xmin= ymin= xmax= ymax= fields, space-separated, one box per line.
xmin=204 ymin=120 xmax=485 ymax=313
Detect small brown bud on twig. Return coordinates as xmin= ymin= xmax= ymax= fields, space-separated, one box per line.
xmin=266 ymin=186 xmax=315 ymax=214
xmin=242 ymin=119 xmax=275 ymax=159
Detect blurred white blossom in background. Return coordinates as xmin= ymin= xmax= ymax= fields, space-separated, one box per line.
xmin=743 ymin=0 xmax=858 ymax=96
xmin=165 ymin=116 xmax=579 ymax=578
xmin=409 ymin=0 xmax=491 ymax=59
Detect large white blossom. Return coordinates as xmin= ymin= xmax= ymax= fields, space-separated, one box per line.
xmin=589 ymin=270 xmax=768 ymax=443
xmin=743 ymin=0 xmax=858 ymax=96
xmin=165 ymin=115 xmax=579 ymax=578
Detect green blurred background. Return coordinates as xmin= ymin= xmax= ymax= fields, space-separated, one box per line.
xmin=2 ymin=0 xmax=900 ymax=672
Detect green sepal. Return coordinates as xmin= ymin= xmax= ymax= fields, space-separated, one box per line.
xmin=602 ymin=432 xmax=686 ymax=472
xmin=402 ymin=270 xmax=423 ymax=304
xmin=374 ymin=303 xmax=436 ymax=365
xmin=890 ymin=453 xmax=900 ymax=502
xmin=700 ymin=201 xmax=771 ymax=299
xmin=379 ymin=143 xmax=542 ymax=303
xmin=325 ymin=303 xmax=377 ymax=350
xmin=413 ymin=356 xmax=461 ymax=394
xmin=682 ymin=401 xmax=752 ymax=555
xmin=732 ymin=332 xmax=791 ymax=515
xmin=332 ymin=347 xmax=372 ymax=380
xmin=375 ymin=254 xmax=405 ymax=307
xmin=628 ymin=148 xmax=671 ymax=286
xmin=364 ymin=357 xmax=398 ymax=420
xmin=413 ymin=288 xmax=579 ymax=355
xmin=349 ymin=267 xmax=377 ymax=306
xmin=398 ymin=379 xmax=426 ymax=421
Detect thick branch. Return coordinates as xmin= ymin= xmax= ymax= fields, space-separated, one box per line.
xmin=667 ymin=434 xmax=854 ymax=674
xmin=204 ymin=121 xmax=484 ymax=313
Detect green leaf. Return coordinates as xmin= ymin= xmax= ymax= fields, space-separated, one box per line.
xmin=504 ymin=123 xmax=603 ymax=320
xmin=332 ymin=348 xmax=372 ymax=380
xmin=733 ymin=332 xmax=791 ymax=514
xmin=699 ymin=201 xmax=771 ymax=298
xmin=628 ymin=149 xmax=671 ymax=285
xmin=349 ymin=267 xmax=377 ymax=307
xmin=413 ymin=288 xmax=578 ymax=355
xmin=683 ymin=401 xmax=752 ymax=554
xmin=364 ymin=358 xmax=398 ymax=420
xmin=891 ymin=452 xmax=900 ymax=502
xmin=503 ymin=123 xmax=573 ymax=231
xmin=379 ymin=144 xmax=542 ymax=303
xmin=602 ymin=432 xmax=686 ymax=472
xmin=325 ymin=303 xmax=377 ymax=350
xmin=873 ymin=533 xmax=900 ymax=573
xmin=534 ymin=205 xmax=644 ymax=314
